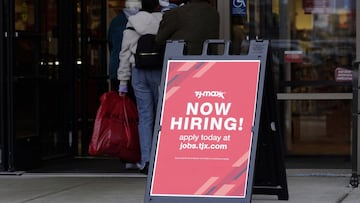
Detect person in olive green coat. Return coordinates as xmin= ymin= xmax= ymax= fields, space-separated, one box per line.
xmin=155 ymin=0 xmax=220 ymax=55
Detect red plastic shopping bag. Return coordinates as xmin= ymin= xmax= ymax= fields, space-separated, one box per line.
xmin=88 ymin=91 xmax=140 ymax=163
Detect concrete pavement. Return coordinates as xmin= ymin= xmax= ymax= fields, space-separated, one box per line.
xmin=0 ymin=169 xmax=359 ymax=203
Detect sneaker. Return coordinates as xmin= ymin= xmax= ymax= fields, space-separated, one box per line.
xmin=125 ymin=163 xmax=138 ymax=170
xmin=139 ymin=162 xmax=149 ymax=174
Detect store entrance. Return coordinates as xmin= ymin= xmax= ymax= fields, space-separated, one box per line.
xmin=228 ymin=0 xmax=355 ymax=163
xmin=2 ymin=0 xmax=356 ymax=172
xmin=275 ymin=0 xmax=355 ymax=156
xmin=0 ymin=0 xmax=116 ymax=172
xmin=0 ymin=0 xmax=78 ymax=171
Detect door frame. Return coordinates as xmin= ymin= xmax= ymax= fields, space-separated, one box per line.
xmin=78 ymin=0 xmax=109 ymax=156
xmin=2 ymin=0 xmax=16 ymax=172
xmin=0 ymin=0 xmax=6 ymax=171
xmin=356 ymin=0 xmax=360 ymax=173
xmin=0 ymin=0 xmax=79 ymax=171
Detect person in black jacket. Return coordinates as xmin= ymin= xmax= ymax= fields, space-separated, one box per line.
xmin=155 ymin=0 xmax=219 ymax=55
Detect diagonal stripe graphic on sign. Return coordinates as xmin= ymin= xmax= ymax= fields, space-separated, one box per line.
xmin=193 ymin=62 xmax=216 ymax=78
xmin=203 ymin=162 xmax=248 ymax=196
xmin=232 ymin=151 xmax=250 ymax=167
xmin=165 ymin=86 xmax=181 ymax=100
xmin=233 ymin=165 xmax=248 ymax=180
xmin=194 ymin=177 xmax=219 ymax=195
xmin=166 ymin=74 xmax=180 ymax=87
xmin=214 ymin=184 xmax=236 ymax=196
xmin=201 ymin=151 xmax=250 ymax=196
xmin=178 ymin=62 xmax=197 ymax=71
xmin=231 ymin=169 xmax=250 ymax=195
xmin=166 ymin=62 xmax=203 ymax=89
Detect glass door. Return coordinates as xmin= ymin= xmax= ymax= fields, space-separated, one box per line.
xmin=76 ymin=0 xmax=108 ymax=156
xmin=1 ymin=0 xmax=77 ymax=171
xmin=229 ymin=0 xmax=356 ymax=156
xmin=11 ymin=0 xmax=43 ymax=170
xmin=274 ymin=0 xmax=355 ymax=156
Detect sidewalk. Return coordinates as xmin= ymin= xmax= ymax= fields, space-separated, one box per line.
xmin=0 ymin=169 xmax=359 ymax=203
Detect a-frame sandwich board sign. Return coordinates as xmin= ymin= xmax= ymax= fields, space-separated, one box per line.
xmin=144 ymin=39 xmax=268 ymax=203
xmin=249 ymin=41 xmax=289 ymax=200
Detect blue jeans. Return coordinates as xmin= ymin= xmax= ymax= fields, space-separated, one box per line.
xmin=131 ymin=67 xmax=162 ymax=169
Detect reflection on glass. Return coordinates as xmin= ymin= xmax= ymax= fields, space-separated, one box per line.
xmin=290 ymin=100 xmax=351 ymax=155
xmin=15 ymin=0 xmax=35 ymax=31
xmin=257 ymin=0 xmax=356 ymax=156
xmin=38 ymin=0 xmax=59 ymax=80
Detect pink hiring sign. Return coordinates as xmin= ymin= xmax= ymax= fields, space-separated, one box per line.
xmin=150 ymin=60 xmax=261 ymax=198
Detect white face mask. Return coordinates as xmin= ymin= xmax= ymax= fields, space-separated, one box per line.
xmin=159 ymin=0 xmax=170 ymax=7
xmin=125 ymin=0 xmax=142 ymax=10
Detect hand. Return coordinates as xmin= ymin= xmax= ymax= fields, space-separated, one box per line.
xmin=119 ymin=92 xmax=126 ymax=97
xmin=118 ymin=84 xmax=128 ymax=95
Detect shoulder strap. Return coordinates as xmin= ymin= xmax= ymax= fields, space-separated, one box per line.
xmin=126 ymin=27 xmax=136 ymax=31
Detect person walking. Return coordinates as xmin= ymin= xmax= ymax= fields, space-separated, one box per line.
xmin=108 ymin=0 xmax=141 ymax=170
xmin=117 ymin=0 xmax=162 ymax=174
xmin=108 ymin=0 xmax=141 ymax=94
xmin=155 ymin=0 xmax=220 ymax=55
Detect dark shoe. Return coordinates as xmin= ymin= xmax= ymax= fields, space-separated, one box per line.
xmin=139 ymin=162 xmax=149 ymax=174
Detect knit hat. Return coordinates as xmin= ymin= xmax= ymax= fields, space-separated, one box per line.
xmin=125 ymin=0 xmax=142 ymax=9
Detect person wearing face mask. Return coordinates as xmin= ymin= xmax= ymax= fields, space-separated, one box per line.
xmin=159 ymin=0 xmax=179 ymax=12
xmin=108 ymin=0 xmax=141 ymax=95
xmin=107 ymin=0 xmax=141 ymax=170
xmin=155 ymin=0 xmax=219 ymax=55
xmin=117 ymin=0 xmax=163 ymax=174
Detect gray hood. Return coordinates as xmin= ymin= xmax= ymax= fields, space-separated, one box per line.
xmin=128 ymin=11 xmax=163 ymax=35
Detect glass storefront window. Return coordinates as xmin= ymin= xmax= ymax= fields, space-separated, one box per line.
xmin=15 ymin=0 xmax=35 ymax=31
xmin=40 ymin=0 xmax=59 ymax=80
xmin=76 ymin=0 xmax=107 ymax=77
xmin=281 ymin=0 xmax=355 ymax=155
xmin=230 ymin=0 xmax=356 ymax=156
xmin=290 ymin=99 xmax=351 ymax=155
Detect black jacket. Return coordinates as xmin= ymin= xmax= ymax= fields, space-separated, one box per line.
xmin=155 ymin=0 xmax=219 ymax=55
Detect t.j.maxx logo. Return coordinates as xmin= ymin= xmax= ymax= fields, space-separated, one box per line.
xmin=194 ymin=91 xmax=225 ymax=99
